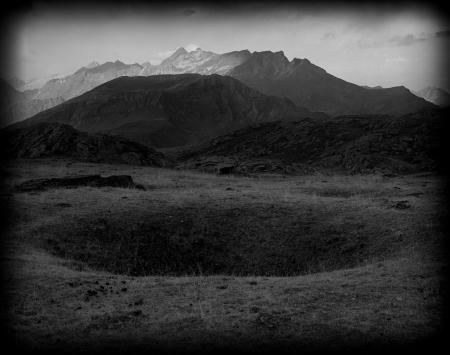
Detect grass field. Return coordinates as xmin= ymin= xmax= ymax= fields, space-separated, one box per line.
xmin=1 ymin=158 xmax=447 ymax=353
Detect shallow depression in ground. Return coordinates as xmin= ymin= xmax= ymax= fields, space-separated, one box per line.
xmin=38 ymin=193 xmax=429 ymax=276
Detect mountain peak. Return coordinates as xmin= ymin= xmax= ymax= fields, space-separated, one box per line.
xmin=173 ymin=47 xmax=188 ymax=55
xmin=234 ymin=50 xmax=290 ymax=77
xmin=252 ymin=50 xmax=285 ymax=57
xmin=387 ymin=85 xmax=410 ymax=93
xmin=160 ymin=47 xmax=189 ymax=65
xmin=291 ymin=58 xmax=311 ymax=65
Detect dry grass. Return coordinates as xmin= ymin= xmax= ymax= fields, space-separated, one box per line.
xmin=1 ymin=158 xmax=446 ymax=352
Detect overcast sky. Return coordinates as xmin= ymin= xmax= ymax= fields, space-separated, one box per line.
xmin=7 ymin=2 xmax=450 ymax=91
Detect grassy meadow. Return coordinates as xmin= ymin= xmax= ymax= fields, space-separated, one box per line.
xmin=1 ymin=158 xmax=447 ymax=352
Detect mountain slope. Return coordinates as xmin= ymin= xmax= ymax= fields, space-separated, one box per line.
xmin=2 ymin=61 xmax=144 ymax=122
xmin=34 ymin=60 xmax=144 ymax=101
xmin=11 ymin=74 xmax=324 ymax=148
xmin=178 ymin=108 xmax=445 ymax=174
xmin=1 ymin=122 xmax=168 ymax=166
xmin=1 ymin=79 xmax=65 ymax=127
xmin=1 ymin=79 xmax=24 ymax=126
xmin=413 ymin=87 xmax=450 ymax=107
xmin=195 ymin=50 xmax=251 ymax=75
xmin=227 ymin=51 xmax=435 ymax=116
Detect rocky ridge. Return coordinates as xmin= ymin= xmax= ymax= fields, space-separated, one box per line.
xmin=1 ymin=122 xmax=168 ymax=167
xmin=177 ymin=108 xmax=445 ymax=174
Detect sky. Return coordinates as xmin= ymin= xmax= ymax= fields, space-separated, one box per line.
xmin=6 ymin=1 xmax=450 ymax=91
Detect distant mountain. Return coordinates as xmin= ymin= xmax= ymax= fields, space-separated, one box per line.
xmin=1 ymin=78 xmax=21 ymax=97
xmin=227 ymin=51 xmax=435 ymax=116
xmin=11 ymin=74 xmax=324 ymax=148
xmin=178 ymin=108 xmax=445 ymax=174
xmin=2 ymin=60 xmax=146 ymax=123
xmin=196 ymin=50 xmax=251 ymax=75
xmin=28 ymin=48 xmax=249 ymax=106
xmin=3 ymin=76 xmax=26 ymax=91
xmin=154 ymin=47 xmax=217 ymax=73
xmin=412 ymin=86 xmax=450 ymax=107
xmin=1 ymin=79 xmax=23 ymax=126
xmin=0 ymin=79 xmax=65 ymax=127
xmin=34 ymin=60 xmax=144 ymax=101
xmin=142 ymin=47 xmax=251 ymax=76
xmin=22 ymin=73 xmax=65 ymax=91
xmin=2 ymin=96 xmax=65 ymax=128
xmin=8 ymin=47 xmax=436 ymax=122
xmin=1 ymin=122 xmax=168 ymax=166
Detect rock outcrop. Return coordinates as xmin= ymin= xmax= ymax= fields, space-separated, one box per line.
xmin=1 ymin=122 xmax=168 ymax=167
xmin=178 ymin=108 xmax=446 ymax=174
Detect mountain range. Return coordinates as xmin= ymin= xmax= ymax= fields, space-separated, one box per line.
xmin=31 ymin=48 xmax=251 ymax=105
xmin=10 ymin=74 xmax=323 ymax=148
xmin=3 ymin=47 xmax=435 ymax=123
xmin=227 ymin=51 xmax=434 ymax=116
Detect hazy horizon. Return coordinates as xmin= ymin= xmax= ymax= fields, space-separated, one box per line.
xmin=6 ymin=2 xmax=450 ymax=91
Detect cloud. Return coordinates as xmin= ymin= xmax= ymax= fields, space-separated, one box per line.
xmin=353 ymin=30 xmax=444 ymax=49
xmin=351 ymin=38 xmax=383 ymax=49
xmin=388 ymin=34 xmax=427 ymax=46
xmin=387 ymin=30 xmax=450 ymax=46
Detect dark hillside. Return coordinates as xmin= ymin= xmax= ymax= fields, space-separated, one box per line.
xmin=178 ymin=108 xmax=445 ymax=174
xmin=10 ymin=74 xmax=325 ymax=148
xmin=1 ymin=122 xmax=168 ymax=166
